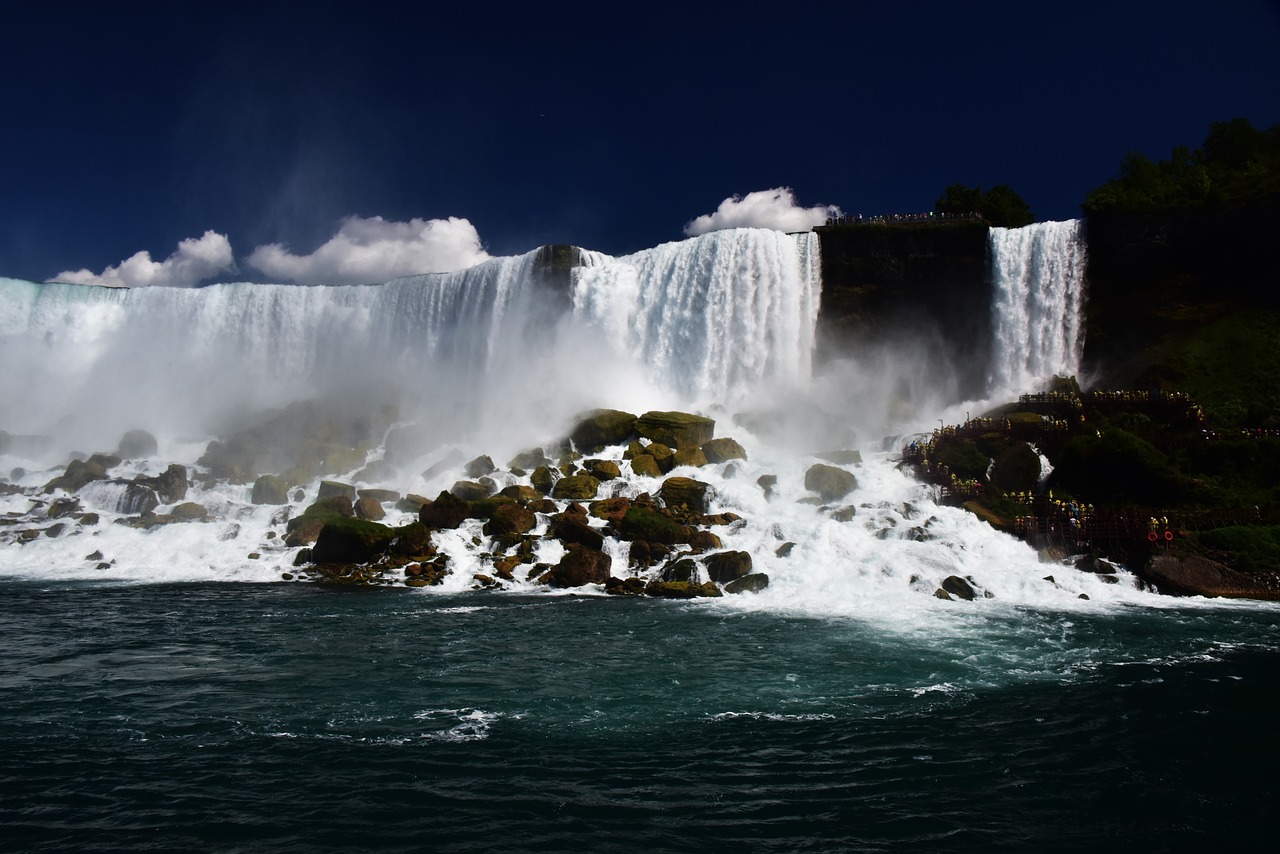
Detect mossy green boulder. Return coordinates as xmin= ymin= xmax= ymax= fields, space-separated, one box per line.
xmin=569 ymin=409 xmax=638 ymax=452
xmin=312 ymin=517 xmax=396 ymax=564
xmin=617 ymin=505 xmax=689 ymax=545
xmin=552 ymin=474 xmax=601 ymax=500
xmin=636 ymin=411 xmax=715 ymax=450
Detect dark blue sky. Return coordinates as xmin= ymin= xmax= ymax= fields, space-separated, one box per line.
xmin=3 ymin=0 xmax=1278 ymax=283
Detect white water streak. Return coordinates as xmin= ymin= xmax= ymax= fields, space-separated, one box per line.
xmin=987 ymin=220 xmax=1086 ymax=396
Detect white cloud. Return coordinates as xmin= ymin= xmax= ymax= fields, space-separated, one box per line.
xmin=683 ymin=187 xmax=841 ymax=237
xmin=52 ymin=231 xmax=235 ymax=288
xmin=246 ymin=215 xmax=491 ymax=285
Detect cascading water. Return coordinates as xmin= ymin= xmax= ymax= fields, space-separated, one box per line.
xmin=0 ymin=224 xmax=1163 ymax=611
xmin=572 ymin=229 xmax=820 ymax=406
xmin=986 ymin=220 xmax=1086 ymax=396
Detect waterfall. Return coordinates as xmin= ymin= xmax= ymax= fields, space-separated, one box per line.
xmin=572 ymin=229 xmax=821 ymax=405
xmin=0 ymin=228 xmax=821 ymax=459
xmin=986 ymin=220 xmax=1086 ymax=395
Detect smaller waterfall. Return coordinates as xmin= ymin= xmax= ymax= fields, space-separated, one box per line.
xmin=987 ymin=220 xmax=1086 ymax=395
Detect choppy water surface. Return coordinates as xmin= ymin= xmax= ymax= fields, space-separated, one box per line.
xmin=3 ymin=581 xmax=1277 ymax=852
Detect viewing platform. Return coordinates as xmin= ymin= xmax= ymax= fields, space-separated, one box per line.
xmin=819 ymin=212 xmax=985 ymax=228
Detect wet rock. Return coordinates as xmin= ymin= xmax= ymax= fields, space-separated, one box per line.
xmin=499 ymin=484 xmax=540 ymax=503
xmin=617 ymin=505 xmax=689 ymax=545
xmin=830 ymin=505 xmax=857 ymax=522
xmin=661 ymin=558 xmax=699 ymax=582
xmin=589 ymin=496 xmax=631 ymax=524
xmin=673 ymin=446 xmax=709 ymax=468
xmin=168 ymin=502 xmax=209 ymax=522
xmin=117 ymin=429 xmax=158 ymax=460
xmin=85 ymin=550 xmax=104 ymax=561
xmin=284 ymin=496 xmax=354 ymax=547
xmin=317 ymin=480 xmax=357 ymax=502
xmin=120 ymin=483 xmax=159 ymax=516
xmin=47 ymin=497 xmax=82 ymax=518
xmin=705 ymin=550 xmax=753 ymax=583
xmin=804 ymin=464 xmax=857 ymax=502
xmin=757 ymin=474 xmax=777 ymax=498
xmin=531 ymin=465 xmax=560 ymax=495
xmin=940 ymin=575 xmax=978 ymax=601
xmin=629 ymin=454 xmax=663 ymax=478
xmin=465 ymin=455 xmax=496 ymax=478
xmin=358 ymin=488 xmax=400 ymax=504
xmin=508 ymin=448 xmax=551 ymax=471
xmin=724 ymin=573 xmax=770 ymax=594
xmin=643 ymin=580 xmax=722 ymax=599
xmin=605 ymin=576 xmax=647 ymax=596
xmin=569 ymin=409 xmax=638 ymax=453
xmin=396 ymin=493 xmax=431 ymax=513
xmin=311 ymin=517 xmax=397 ymax=564
xmin=646 ymin=443 xmax=676 ymax=473
xmin=702 ymin=438 xmax=747 ymax=464
xmin=548 ymin=514 xmax=605 ymax=550
xmin=43 ymin=458 xmax=110 ymax=493
xmin=687 ymin=529 xmax=722 ymax=551
xmin=450 ymin=479 xmax=494 ymax=501
xmin=1145 ymin=553 xmax=1280 ymax=600
xmin=658 ymin=476 xmax=711 ymax=516
xmin=135 ymin=464 xmax=188 ymax=504
xmin=636 ymin=411 xmax=715 ymax=449
xmin=549 ymin=543 xmax=612 ymax=587
xmin=419 ymin=491 xmax=470 ymax=529
xmin=775 ymin=542 xmax=796 ymax=558
xmin=551 ymin=474 xmax=600 ymax=500
xmin=252 ymin=474 xmax=289 ymax=505
xmin=587 ymin=459 xmax=622 ymax=481
xmin=484 ymin=502 xmax=536 ymax=537
xmin=390 ymin=522 xmax=436 ymax=558
xmin=354 ymin=496 xmax=386 ymax=521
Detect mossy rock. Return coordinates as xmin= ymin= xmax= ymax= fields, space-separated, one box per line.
xmin=704 ymin=550 xmax=753 ymax=583
xmin=552 ymin=474 xmax=601 ymax=500
xmin=250 ymin=474 xmax=289 ymax=505
xmin=643 ymin=580 xmax=723 ymax=599
xmin=658 ymin=476 xmax=711 ymax=515
xmin=569 ymin=409 xmax=638 ymax=452
xmin=548 ymin=544 xmax=612 ymax=587
xmin=44 ymin=458 xmax=110 ymax=493
xmin=451 ymin=479 xmax=495 ymax=501
xmin=701 ymin=438 xmax=747 ymax=464
xmin=673 ymin=446 xmax=709 ymax=468
xmin=625 ymin=454 xmax=658 ymax=478
xmin=636 ymin=411 xmax=716 ymax=450
xmin=391 ymin=522 xmax=435 ymax=557
xmin=617 ymin=505 xmax=689 ymax=545
xmin=589 ymin=496 xmax=631 ymax=523
xmin=508 ymin=448 xmax=551 ymax=471
xmin=354 ymin=496 xmax=386 ymax=521
xmin=312 ymin=517 xmax=397 ymax=564
xmin=531 ymin=465 xmax=560 ymax=495
xmin=484 ymin=502 xmax=536 ymax=537
xmin=318 ymin=480 xmax=356 ymax=502
xmin=724 ymin=573 xmax=770 ymax=594
xmin=465 ymin=455 xmax=496 ymax=478
xmin=419 ymin=491 xmax=471 ymax=529
xmin=587 ymin=459 xmax=622 ymax=480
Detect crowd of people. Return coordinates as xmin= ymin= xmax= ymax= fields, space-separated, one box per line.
xmin=823 ymin=211 xmax=984 ymax=227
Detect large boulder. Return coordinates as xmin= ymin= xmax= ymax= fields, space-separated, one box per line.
xmin=1145 ymin=554 xmax=1280 ymax=600
xmin=508 ymin=448 xmax=551 ymax=471
xmin=312 ymin=517 xmax=397 ymax=564
xmin=354 ymin=496 xmax=386 ymax=521
xmin=484 ymin=502 xmax=536 ymax=537
xmin=450 ymin=479 xmax=494 ymax=501
xmin=548 ymin=544 xmax=612 ymax=587
xmin=531 ymin=465 xmax=560 ymax=495
xmin=136 ymin=464 xmax=188 ymax=504
xmin=419 ymin=491 xmax=471 ymax=529
xmin=44 ymin=457 xmax=110 ymax=493
xmin=643 ymin=580 xmax=723 ymax=599
xmin=617 ymin=505 xmax=689 ymax=545
xmin=252 ymin=475 xmax=289 ymax=505
xmin=117 ymin=429 xmax=158 ymax=460
xmin=589 ymin=496 xmax=631 ymax=524
xmin=658 ymin=476 xmax=711 ymax=516
xmin=547 ymin=514 xmax=605 ymax=550
xmin=317 ymin=480 xmax=356 ymax=502
xmin=629 ymin=454 xmax=663 ymax=478
xmin=120 ymin=483 xmax=159 ymax=516
xmin=636 ymin=411 xmax=715 ymax=449
xmin=804 ymin=464 xmax=858 ymax=502
xmin=552 ymin=474 xmax=601 ymax=500
xmin=705 ymin=550 xmax=753 ymax=583
xmin=673 ymin=446 xmax=709 ymax=468
xmin=569 ymin=409 xmax=638 ymax=452
xmin=701 ymin=438 xmax=747 ymax=464
xmin=724 ymin=573 xmax=770 ymax=594
xmin=464 ymin=455 xmax=496 ymax=478
xmin=390 ymin=521 xmax=436 ymax=558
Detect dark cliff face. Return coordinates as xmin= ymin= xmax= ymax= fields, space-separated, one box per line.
xmin=814 ymin=222 xmax=992 ymax=399
xmin=1082 ymin=195 xmax=1280 ymax=385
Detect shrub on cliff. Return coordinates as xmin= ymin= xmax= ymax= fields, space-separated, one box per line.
xmin=934 ymin=183 xmax=1034 ymax=227
xmin=1049 ymin=428 xmax=1185 ymax=505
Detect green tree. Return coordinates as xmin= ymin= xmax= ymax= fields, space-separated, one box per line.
xmin=935 ymin=183 xmax=1035 ymax=227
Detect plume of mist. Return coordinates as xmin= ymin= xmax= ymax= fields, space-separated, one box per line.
xmin=684 ymin=187 xmax=840 ymax=237
xmin=50 ymin=231 xmax=235 ymax=288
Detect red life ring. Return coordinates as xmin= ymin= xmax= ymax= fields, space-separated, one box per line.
xmin=1147 ymin=532 xmax=1158 ymax=542
xmin=1164 ymin=530 xmax=1174 ymax=541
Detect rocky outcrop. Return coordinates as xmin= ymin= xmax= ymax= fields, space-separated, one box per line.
xmin=1145 ymin=554 xmax=1280 ymax=600
xmin=569 ymin=409 xmax=638 ymax=452
xmin=547 ymin=543 xmax=612 ymax=587
xmin=658 ymin=476 xmax=711 ymax=516
xmin=636 ymin=411 xmax=715 ymax=449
